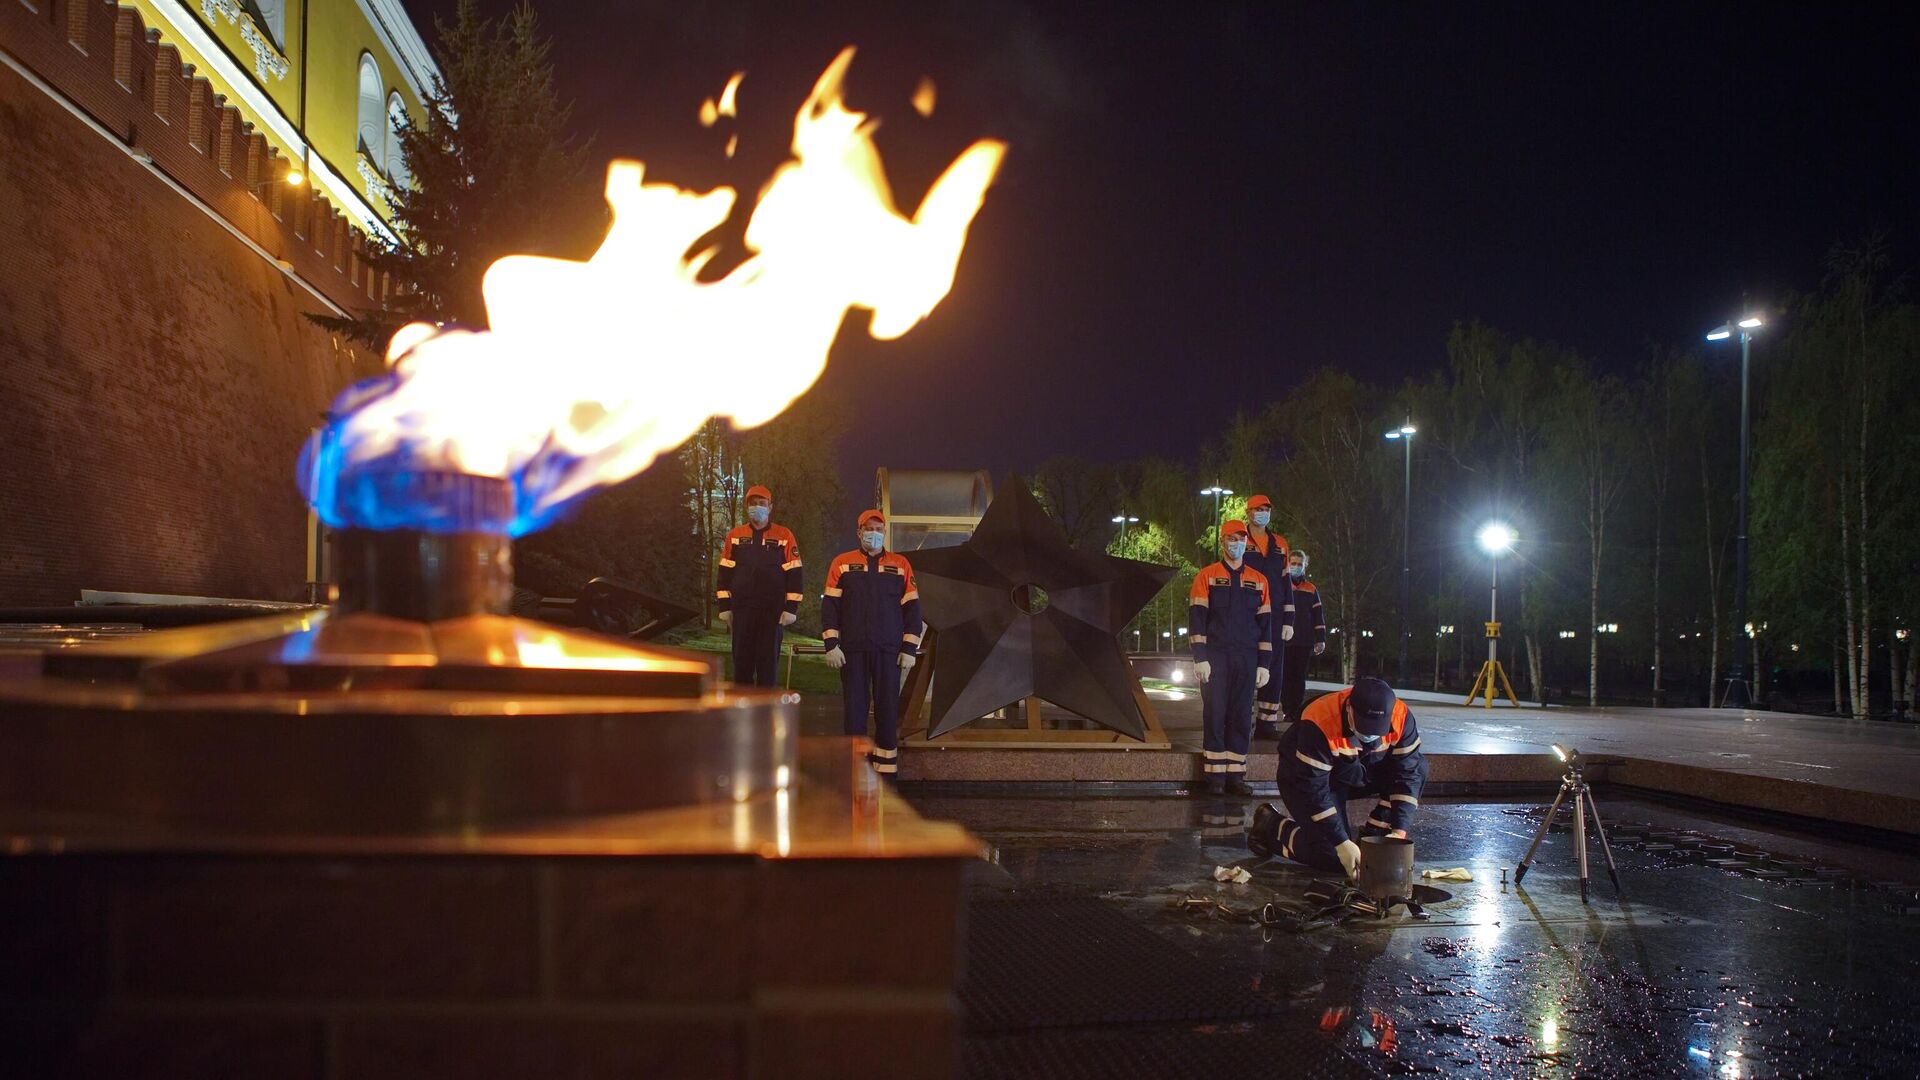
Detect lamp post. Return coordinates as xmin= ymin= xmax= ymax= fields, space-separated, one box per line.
xmin=1112 ymin=513 xmax=1140 ymax=648
xmin=1467 ymin=522 xmax=1520 ymax=707
xmin=1384 ymin=419 xmax=1416 ymax=686
xmin=1200 ymin=484 xmax=1233 ymax=538
xmin=1706 ymin=313 xmax=1764 ymax=708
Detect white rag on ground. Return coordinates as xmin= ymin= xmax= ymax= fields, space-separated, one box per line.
xmin=1212 ymin=865 xmax=1253 ymax=884
xmin=1421 ymin=867 xmax=1473 ymax=882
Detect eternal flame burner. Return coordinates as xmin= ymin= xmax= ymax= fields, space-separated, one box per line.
xmin=0 ymin=474 xmax=794 ymax=832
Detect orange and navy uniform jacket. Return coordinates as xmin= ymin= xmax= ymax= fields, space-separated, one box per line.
xmin=1277 ymin=687 xmax=1426 ymax=843
xmin=1282 ymin=578 xmax=1327 ymax=646
xmin=716 ymin=524 xmax=804 ymax=616
xmin=821 ymin=549 xmax=924 ymax=654
xmin=1243 ymin=530 xmax=1295 ymax=643
xmin=1187 ymin=561 xmax=1275 ymax=672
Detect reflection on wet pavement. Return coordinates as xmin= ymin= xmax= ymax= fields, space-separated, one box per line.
xmin=906 ymin=791 xmax=1920 ymax=1079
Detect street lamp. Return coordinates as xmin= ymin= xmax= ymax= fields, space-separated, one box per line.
xmin=1467 ymin=522 xmax=1519 ymax=707
xmin=1706 ymin=311 xmax=1764 ymax=707
xmin=1199 ymin=484 xmax=1233 ymax=537
xmin=1110 ymin=514 xmax=1139 ymax=542
xmin=1384 ymin=419 xmax=1416 ymax=686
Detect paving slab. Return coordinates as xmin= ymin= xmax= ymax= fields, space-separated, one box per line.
xmin=913 ymin=791 xmax=1920 ymax=1079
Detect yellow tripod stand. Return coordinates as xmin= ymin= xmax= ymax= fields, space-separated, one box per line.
xmin=1465 ymin=619 xmax=1519 ymax=707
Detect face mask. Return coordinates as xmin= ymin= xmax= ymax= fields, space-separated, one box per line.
xmin=1355 ymin=732 xmax=1383 ymax=746
xmin=747 ymin=505 xmax=770 ymax=527
xmin=1288 ymin=566 xmax=1305 ymax=581
xmin=1252 ymin=510 xmax=1271 ymax=528
xmin=861 ymin=530 xmax=885 ymax=553
xmin=1224 ymin=540 xmax=1247 ymax=561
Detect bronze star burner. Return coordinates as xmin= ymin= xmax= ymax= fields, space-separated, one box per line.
xmin=907 ymin=478 xmax=1174 ymax=739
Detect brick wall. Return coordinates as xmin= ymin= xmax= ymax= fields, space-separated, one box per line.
xmin=0 ymin=1 xmax=383 ymax=604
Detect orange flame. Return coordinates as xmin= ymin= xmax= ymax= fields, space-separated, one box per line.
xmin=305 ymin=48 xmax=1004 ymax=534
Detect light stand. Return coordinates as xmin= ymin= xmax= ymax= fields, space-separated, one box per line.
xmin=1464 ymin=524 xmax=1519 ymax=707
xmin=1513 ymin=745 xmax=1621 ymax=904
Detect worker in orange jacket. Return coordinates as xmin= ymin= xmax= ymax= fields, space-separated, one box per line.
xmin=716 ymin=485 xmax=805 ymax=687
xmin=1243 ymin=494 xmax=1295 ymax=738
xmin=1188 ymin=519 xmax=1276 ymax=796
xmin=821 ymin=511 xmax=924 ymax=777
xmin=1247 ymin=678 xmax=1427 ymax=879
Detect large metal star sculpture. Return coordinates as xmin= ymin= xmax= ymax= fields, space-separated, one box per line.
xmin=908 ymin=479 xmax=1175 ymax=739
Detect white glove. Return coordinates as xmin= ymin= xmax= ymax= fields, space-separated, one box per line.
xmin=1193 ymin=660 xmax=1211 ymax=683
xmin=1312 ymin=642 xmax=1326 ymax=656
xmin=1387 ymin=829 xmax=1408 ymax=840
xmin=1255 ymin=667 xmax=1270 ymax=689
xmin=1335 ymin=840 xmax=1363 ymax=881
xmin=718 ymin=610 xmax=732 ymax=625
xmin=1281 ymin=624 xmax=1294 ymax=642
xmin=898 ymin=652 xmax=917 ymax=671
xmin=779 ymin=612 xmax=797 ymax=626
xmin=824 ymin=647 xmax=846 ymax=669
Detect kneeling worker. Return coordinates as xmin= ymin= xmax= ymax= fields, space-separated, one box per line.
xmin=1189 ymin=519 xmax=1276 ymax=796
xmin=1247 ymin=677 xmax=1427 ymax=879
xmin=822 ymin=511 xmax=923 ymax=777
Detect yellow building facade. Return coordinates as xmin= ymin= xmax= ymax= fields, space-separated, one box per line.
xmin=123 ymin=0 xmax=436 ymax=241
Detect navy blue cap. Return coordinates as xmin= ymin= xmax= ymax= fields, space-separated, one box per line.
xmin=1348 ymin=677 xmax=1397 ymax=736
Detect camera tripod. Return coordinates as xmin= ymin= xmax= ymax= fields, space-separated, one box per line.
xmin=1513 ymin=745 xmax=1620 ymax=903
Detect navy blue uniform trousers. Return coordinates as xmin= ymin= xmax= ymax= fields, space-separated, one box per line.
xmin=842 ymin=648 xmax=901 ymax=774
xmin=730 ymin=608 xmax=783 ymax=687
xmin=1273 ymin=772 xmax=1402 ymax=873
xmin=1201 ymin=652 xmax=1258 ymax=777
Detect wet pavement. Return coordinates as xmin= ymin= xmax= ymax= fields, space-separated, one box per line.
xmin=901 ymin=789 xmax=1920 ymax=1079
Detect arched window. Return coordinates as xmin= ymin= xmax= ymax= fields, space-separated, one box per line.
xmin=356 ymin=53 xmax=384 ymax=161
xmin=386 ymin=93 xmax=410 ymax=189
xmin=250 ymin=0 xmax=286 ymax=48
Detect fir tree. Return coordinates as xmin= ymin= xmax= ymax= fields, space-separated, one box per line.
xmin=313 ymin=0 xmax=592 ymax=346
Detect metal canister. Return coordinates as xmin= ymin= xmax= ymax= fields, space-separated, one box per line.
xmin=1358 ymin=835 xmax=1415 ymax=902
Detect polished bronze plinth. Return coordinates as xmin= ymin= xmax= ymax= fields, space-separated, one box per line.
xmin=0 ymin=488 xmax=795 ymax=830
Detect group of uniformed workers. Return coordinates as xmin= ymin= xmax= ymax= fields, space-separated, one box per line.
xmin=715 ymin=489 xmax=920 ymax=777
xmin=717 ymin=484 xmax=1423 ymax=881
xmin=1187 ymin=498 xmax=1422 ymax=881
xmin=1187 ymin=495 xmax=1333 ymax=791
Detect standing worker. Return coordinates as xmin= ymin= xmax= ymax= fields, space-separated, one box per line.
xmin=1246 ymin=677 xmax=1427 ymax=880
xmin=1243 ymin=494 xmax=1295 ymax=739
xmin=715 ymin=484 xmax=804 ymax=687
xmin=1279 ymin=549 xmax=1328 ymax=728
xmin=822 ymin=510 xmax=923 ymax=777
xmin=1189 ymin=519 xmax=1277 ymax=795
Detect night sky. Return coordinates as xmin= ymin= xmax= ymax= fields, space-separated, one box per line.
xmin=402 ymin=0 xmax=1918 ymax=489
